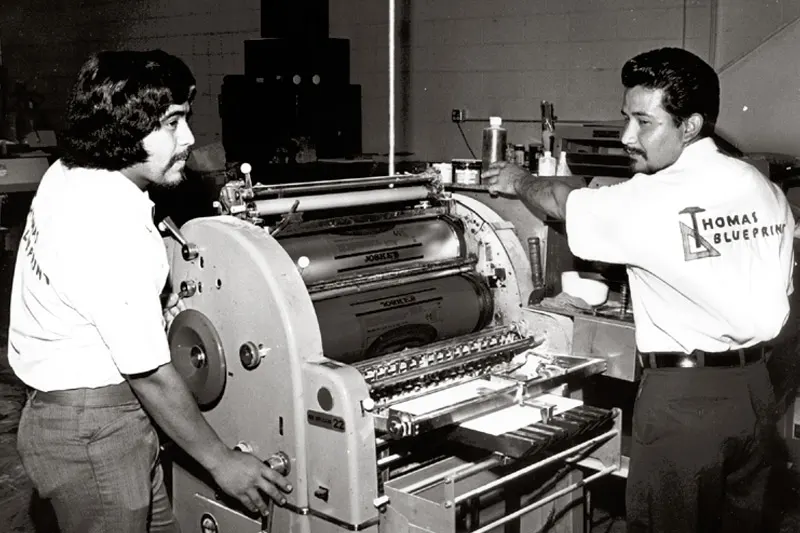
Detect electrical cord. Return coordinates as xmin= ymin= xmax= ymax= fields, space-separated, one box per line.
xmin=456 ymin=122 xmax=477 ymax=159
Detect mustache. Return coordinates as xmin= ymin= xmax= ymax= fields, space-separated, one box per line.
xmin=625 ymin=148 xmax=645 ymax=157
xmin=169 ymin=151 xmax=191 ymax=166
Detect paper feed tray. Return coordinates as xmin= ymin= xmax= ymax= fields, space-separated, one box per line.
xmin=378 ymin=353 xmax=607 ymax=439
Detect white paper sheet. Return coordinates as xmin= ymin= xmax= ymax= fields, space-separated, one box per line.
xmin=459 ymin=394 xmax=583 ymax=436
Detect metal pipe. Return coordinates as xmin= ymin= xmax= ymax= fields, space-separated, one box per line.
xmin=400 ymin=456 xmax=504 ymax=495
xmin=252 ymin=186 xmax=430 ymax=216
xmin=388 ymin=0 xmax=396 ymax=177
xmin=459 ymin=118 xmax=621 ymax=125
xmin=448 ymin=456 xmax=507 ymax=484
xmin=470 ymin=466 xmax=617 ymax=533
xmin=309 ymin=264 xmax=473 ymax=302
xmin=453 ymin=429 xmax=618 ymax=505
xmin=251 ymin=174 xmax=433 ymax=198
xmin=377 ymin=453 xmax=406 ymax=469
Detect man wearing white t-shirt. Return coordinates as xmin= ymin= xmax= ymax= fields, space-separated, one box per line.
xmin=9 ymin=51 xmax=292 ymax=532
xmin=483 ymin=47 xmax=793 ymax=532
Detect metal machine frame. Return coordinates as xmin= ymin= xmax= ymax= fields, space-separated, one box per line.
xmin=162 ymin=168 xmax=624 ymax=533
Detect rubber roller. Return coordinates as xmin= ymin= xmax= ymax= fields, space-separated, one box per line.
xmin=279 ymin=218 xmax=464 ymax=284
xmin=314 ymin=273 xmax=493 ymax=364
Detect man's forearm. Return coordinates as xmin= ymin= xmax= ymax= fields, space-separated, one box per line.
xmin=514 ymin=176 xmax=579 ymax=221
xmin=128 ymin=363 xmax=229 ymax=473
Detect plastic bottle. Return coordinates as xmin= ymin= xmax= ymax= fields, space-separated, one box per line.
xmin=556 ymin=151 xmax=572 ymax=176
xmin=481 ymin=116 xmax=507 ymax=173
xmin=538 ymin=150 xmax=556 ymax=176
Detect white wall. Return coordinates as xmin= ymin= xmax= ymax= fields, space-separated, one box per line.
xmin=331 ymin=0 xmax=715 ymax=162
xmin=715 ymin=0 xmax=800 ymax=69
xmin=717 ymin=17 xmax=800 ymax=158
xmin=17 ymin=0 xmax=800 ymax=162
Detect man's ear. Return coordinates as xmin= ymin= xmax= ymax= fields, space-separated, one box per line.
xmin=682 ymin=113 xmax=704 ymax=143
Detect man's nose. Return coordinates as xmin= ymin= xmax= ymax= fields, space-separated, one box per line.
xmin=179 ymin=120 xmax=195 ymax=148
xmin=621 ymin=122 xmax=637 ymax=148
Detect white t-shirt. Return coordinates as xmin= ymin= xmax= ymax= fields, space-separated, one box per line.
xmin=566 ymin=138 xmax=794 ymax=353
xmin=8 ymin=160 xmax=171 ymax=391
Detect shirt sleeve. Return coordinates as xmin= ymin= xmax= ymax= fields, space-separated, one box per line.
xmin=565 ymin=178 xmax=647 ymax=266
xmin=69 ymin=220 xmax=171 ymax=376
xmin=785 ymin=202 xmax=796 ymax=297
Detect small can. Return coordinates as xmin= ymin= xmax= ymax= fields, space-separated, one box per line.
xmin=452 ymin=158 xmax=481 ymax=185
xmin=432 ymin=162 xmax=453 ymax=184
xmin=528 ymin=143 xmax=542 ymax=170
xmin=514 ymin=144 xmax=526 ymax=166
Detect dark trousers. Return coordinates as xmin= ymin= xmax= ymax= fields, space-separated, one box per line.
xmin=768 ymin=250 xmax=800 ymax=421
xmin=16 ymin=384 xmax=179 ymax=533
xmin=767 ymin=306 xmax=800 ymax=421
xmin=626 ymin=360 xmax=777 ymax=533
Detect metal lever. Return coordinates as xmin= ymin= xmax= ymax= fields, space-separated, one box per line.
xmin=241 ymin=162 xmax=253 ymax=189
xmin=158 ymin=216 xmax=199 ymax=261
xmin=269 ymin=200 xmax=300 ymax=237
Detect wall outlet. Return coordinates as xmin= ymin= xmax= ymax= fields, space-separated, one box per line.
xmin=451 ymin=109 xmax=467 ymax=123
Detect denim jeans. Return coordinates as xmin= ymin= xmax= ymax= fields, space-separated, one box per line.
xmin=17 ymin=384 xmax=179 ymax=533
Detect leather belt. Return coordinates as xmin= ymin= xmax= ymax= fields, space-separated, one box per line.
xmin=29 ymin=382 xmax=137 ymax=407
xmin=640 ymin=345 xmax=764 ymax=369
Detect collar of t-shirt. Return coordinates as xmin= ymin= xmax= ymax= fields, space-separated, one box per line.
xmin=657 ymin=137 xmax=718 ymax=175
xmin=63 ymin=162 xmax=156 ymax=226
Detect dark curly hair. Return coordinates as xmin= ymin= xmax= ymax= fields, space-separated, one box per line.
xmin=61 ymin=50 xmax=196 ymax=170
xmin=621 ymin=47 xmax=719 ymax=137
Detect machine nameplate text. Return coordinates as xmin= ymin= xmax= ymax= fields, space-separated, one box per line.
xmin=307 ymin=410 xmax=346 ymax=432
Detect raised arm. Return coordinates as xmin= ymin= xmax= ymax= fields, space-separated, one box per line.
xmin=482 ymin=161 xmax=580 ymax=221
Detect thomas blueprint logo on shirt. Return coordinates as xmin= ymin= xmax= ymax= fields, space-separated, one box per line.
xmin=678 ymin=207 xmax=787 ymax=261
xmin=20 ymin=209 xmax=50 ymax=285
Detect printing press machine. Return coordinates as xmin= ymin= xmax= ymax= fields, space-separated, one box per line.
xmin=162 ymin=166 xmax=624 ymax=533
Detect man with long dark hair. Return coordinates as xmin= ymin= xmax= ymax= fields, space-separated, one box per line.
xmin=483 ymin=47 xmax=794 ymax=532
xmin=8 ymin=50 xmax=291 ymax=533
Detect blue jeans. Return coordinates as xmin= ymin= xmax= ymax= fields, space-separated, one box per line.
xmin=17 ymin=384 xmax=179 ymax=533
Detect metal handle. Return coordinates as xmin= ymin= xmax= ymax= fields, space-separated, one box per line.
xmin=527 ymin=237 xmax=544 ymax=288
xmin=158 ymin=216 xmax=199 ymax=261
xmin=233 ymin=443 xmax=291 ymax=476
xmin=266 ymin=451 xmax=291 ymax=476
xmin=527 ymin=237 xmax=545 ymax=304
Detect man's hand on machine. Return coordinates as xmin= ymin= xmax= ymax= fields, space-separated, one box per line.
xmin=161 ymin=292 xmax=185 ymax=330
xmin=482 ymin=161 xmax=530 ymax=197
xmin=209 ymin=448 xmax=293 ymax=516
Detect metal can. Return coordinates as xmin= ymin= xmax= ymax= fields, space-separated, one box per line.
xmin=452 ymin=158 xmax=481 ymax=185
xmin=514 ymin=144 xmax=526 ymax=166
